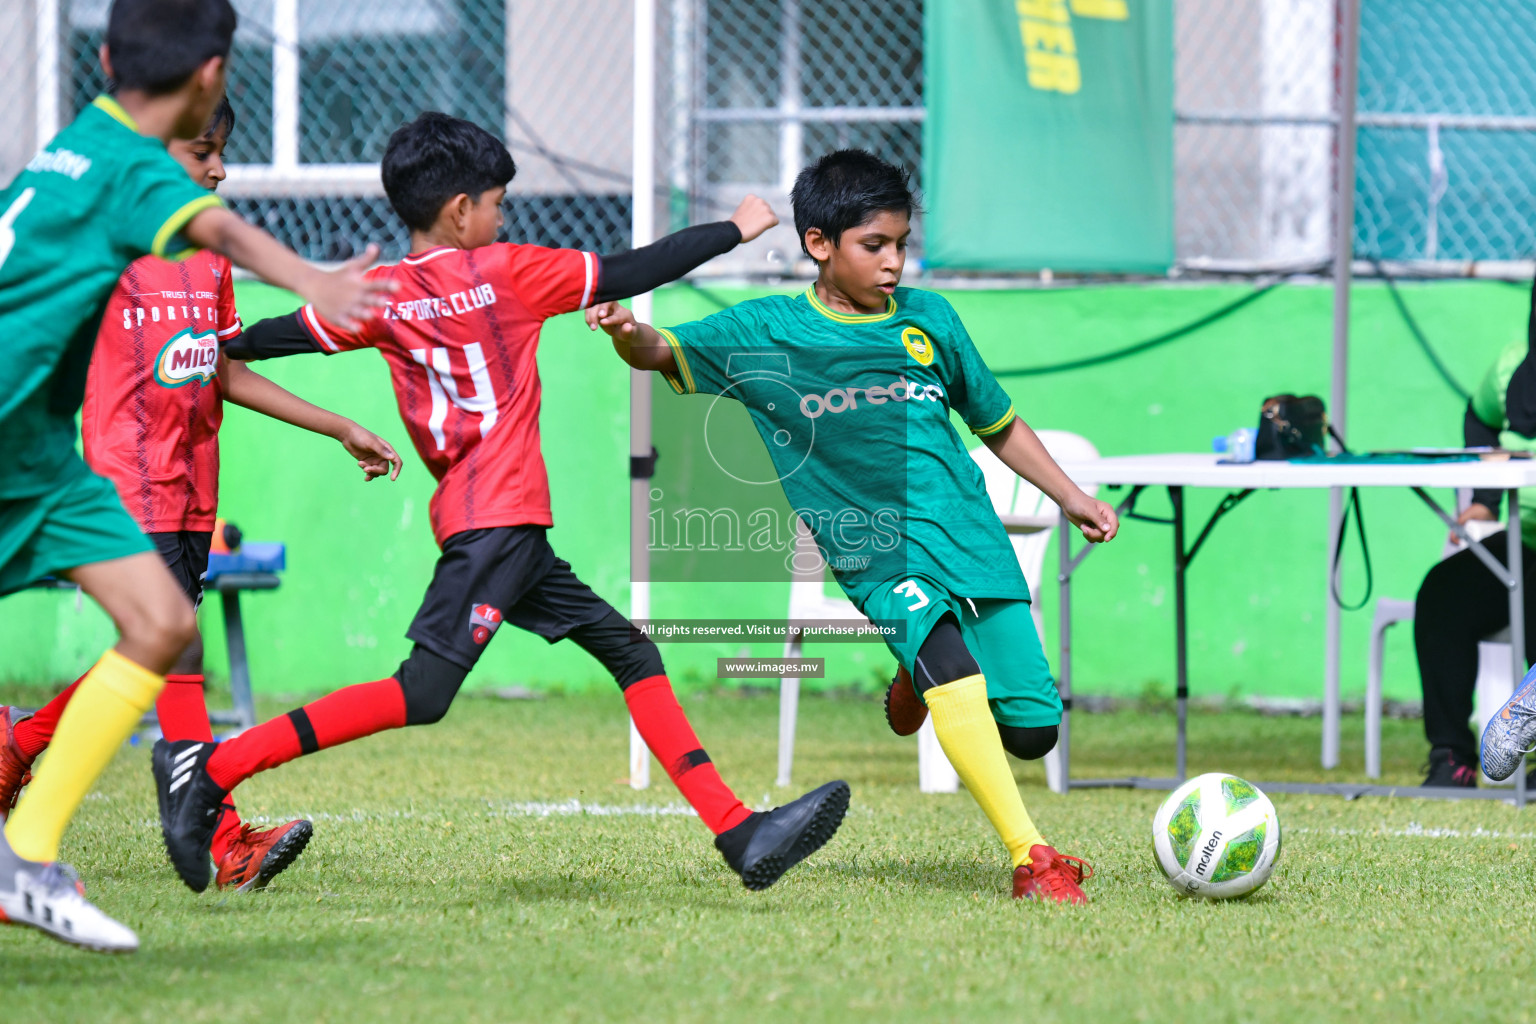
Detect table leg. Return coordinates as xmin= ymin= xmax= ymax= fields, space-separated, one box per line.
xmin=1172 ymin=486 xmax=1188 ymax=783
xmin=1509 ymin=489 xmax=1527 ymax=810
xmin=220 ymin=590 xmax=257 ymax=731
xmin=1055 ymin=507 xmax=1072 ymax=795
xmin=1323 ymin=487 xmax=1343 ymax=770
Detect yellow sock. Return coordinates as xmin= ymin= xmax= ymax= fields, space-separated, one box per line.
xmin=925 ymin=674 xmax=1045 ymax=867
xmin=5 ymin=650 xmax=164 ymax=862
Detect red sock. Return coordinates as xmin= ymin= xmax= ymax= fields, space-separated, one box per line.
xmin=624 ymin=675 xmax=750 ymax=834
xmin=157 ymin=675 xmax=242 ymax=859
xmin=205 ymin=679 xmax=407 ymax=792
xmin=12 ymin=675 xmax=85 ymax=759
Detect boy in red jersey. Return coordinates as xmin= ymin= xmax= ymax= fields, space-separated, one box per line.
xmin=154 ymin=112 xmax=848 ymax=895
xmin=0 ymin=99 xmax=403 ymax=892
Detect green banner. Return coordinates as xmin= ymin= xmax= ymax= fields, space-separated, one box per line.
xmin=923 ymin=0 xmax=1174 ymax=272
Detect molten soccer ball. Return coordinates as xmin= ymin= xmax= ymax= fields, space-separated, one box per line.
xmin=1151 ymin=773 xmax=1281 ymax=899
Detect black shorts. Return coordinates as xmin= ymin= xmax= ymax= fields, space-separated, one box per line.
xmin=149 ymin=530 xmax=213 ymax=610
xmin=407 ymin=526 xmax=617 ymax=671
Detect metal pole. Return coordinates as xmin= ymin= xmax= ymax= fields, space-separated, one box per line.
xmin=271 ymin=0 xmax=300 ymax=173
xmin=1055 ymin=507 xmax=1072 ymax=795
xmin=1323 ymin=0 xmax=1360 ymax=772
xmin=628 ymin=0 xmax=657 ymax=791
xmin=778 ymin=0 xmax=802 ymax=195
xmin=1172 ymin=486 xmax=1188 ymax=783
xmin=1509 ymin=489 xmax=1527 ymax=808
xmin=34 ymin=0 xmax=58 ymax=148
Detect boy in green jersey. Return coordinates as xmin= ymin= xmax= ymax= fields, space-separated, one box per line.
xmin=0 ymin=0 xmax=391 ymax=953
xmin=589 ymin=150 xmax=1119 ymax=904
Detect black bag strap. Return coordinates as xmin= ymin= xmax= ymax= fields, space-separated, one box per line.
xmin=1330 ymin=486 xmax=1373 ymax=612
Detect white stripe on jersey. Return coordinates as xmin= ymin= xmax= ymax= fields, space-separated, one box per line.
xmin=217 ymin=320 xmax=243 ymax=338
xmin=579 ymin=251 xmax=596 ymax=309
xmin=303 ymin=305 xmax=339 ymax=352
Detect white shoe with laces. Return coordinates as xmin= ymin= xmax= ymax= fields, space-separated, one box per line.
xmin=0 ymin=829 xmax=137 ymax=953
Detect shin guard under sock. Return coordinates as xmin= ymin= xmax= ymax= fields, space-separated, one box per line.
xmin=11 ymin=676 xmax=86 ymax=760
xmin=5 ymin=651 xmax=164 ymax=862
xmin=623 ymin=675 xmax=751 ymax=834
xmin=925 ymin=674 xmax=1046 ymax=867
xmin=205 ymin=678 xmax=406 ymax=792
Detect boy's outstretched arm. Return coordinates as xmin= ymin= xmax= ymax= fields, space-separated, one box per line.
xmin=585 ymin=302 xmax=677 ymax=375
xmin=222 ymin=358 xmax=403 ymax=481
xmin=982 ymin=417 xmax=1118 ymax=543
xmin=592 ymin=196 xmax=777 ymax=303
xmin=183 ymin=207 xmax=394 ymax=331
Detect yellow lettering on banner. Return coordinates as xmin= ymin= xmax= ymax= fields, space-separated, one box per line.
xmin=1025 ymin=50 xmax=1081 ymax=93
xmin=1069 ymin=0 xmax=1129 ymax=19
xmin=1017 ymin=0 xmax=1069 ymax=23
xmin=1017 ymin=0 xmax=1081 ymax=95
xmin=1024 ymin=20 xmax=1077 ymax=53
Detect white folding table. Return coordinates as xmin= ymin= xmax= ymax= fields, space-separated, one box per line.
xmin=1051 ymin=453 xmax=1536 ymax=805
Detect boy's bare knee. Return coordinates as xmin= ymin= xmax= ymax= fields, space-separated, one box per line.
xmin=127 ymin=596 xmax=197 ymax=663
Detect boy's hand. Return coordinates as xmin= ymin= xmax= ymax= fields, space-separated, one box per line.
xmin=303 ymin=245 xmax=397 ymax=332
xmin=1063 ymin=492 xmax=1118 ymax=543
xmin=586 ymin=301 xmax=638 ymax=339
xmin=339 ymin=422 xmax=403 ymax=482
xmin=729 ymin=195 xmax=779 ymax=243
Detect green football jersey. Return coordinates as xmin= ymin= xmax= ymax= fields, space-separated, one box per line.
xmin=0 ymin=95 xmax=222 ymax=498
xmin=658 ymin=285 xmax=1029 ymax=608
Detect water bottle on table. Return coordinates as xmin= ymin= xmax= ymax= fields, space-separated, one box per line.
xmin=1213 ymin=427 xmax=1256 ymax=464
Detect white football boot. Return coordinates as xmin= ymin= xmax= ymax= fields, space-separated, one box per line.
xmin=1481 ymin=662 xmax=1536 ymax=783
xmin=0 ymin=828 xmax=138 ymax=953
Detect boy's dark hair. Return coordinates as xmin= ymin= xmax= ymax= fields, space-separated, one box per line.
xmin=790 ymin=149 xmax=917 ymax=258
xmin=205 ymin=96 xmax=236 ymax=141
xmin=106 ymin=0 xmax=237 ymax=95
xmin=381 ymin=112 xmax=517 ymax=232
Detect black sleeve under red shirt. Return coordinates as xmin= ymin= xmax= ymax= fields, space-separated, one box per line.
xmin=227 ymin=221 xmax=743 ymax=361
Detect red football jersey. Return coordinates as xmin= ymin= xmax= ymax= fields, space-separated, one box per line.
xmin=80 ymin=251 xmax=240 ymax=533
xmin=298 ymin=243 xmax=598 ymax=545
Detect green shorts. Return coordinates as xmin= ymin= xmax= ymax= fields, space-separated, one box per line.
xmin=0 ymin=456 xmax=153 ymax=596
xmin=862 ymin=575 xmax=1062 ymax=729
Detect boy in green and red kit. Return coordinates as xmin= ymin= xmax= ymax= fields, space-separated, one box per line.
xmin=591 ymin=150 xmax=1119 ymax=904
xmin=0 ymin=0 xmax=393 ymax=953
xmin=0 ymin=96 xmax=403 ymax=894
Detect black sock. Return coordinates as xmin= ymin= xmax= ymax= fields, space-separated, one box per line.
xmin=713 ymin=810 xmax=765 ymax=868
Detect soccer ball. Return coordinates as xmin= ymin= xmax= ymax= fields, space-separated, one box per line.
xmin=1151 ymin=773 xmax=1281 ymax=899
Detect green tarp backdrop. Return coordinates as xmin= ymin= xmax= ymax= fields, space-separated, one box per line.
xmin=923 ymin=0 xmax=1174 ymax=272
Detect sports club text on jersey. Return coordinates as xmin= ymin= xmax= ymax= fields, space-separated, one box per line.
xmin=119 ymin=287 xmax=224 ymax=333
xmin=388 ymin=282 xmax=499 ymax=322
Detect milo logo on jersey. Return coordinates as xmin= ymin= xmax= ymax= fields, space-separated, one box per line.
xmin=153 ymin=328 xmax=220 ymax=388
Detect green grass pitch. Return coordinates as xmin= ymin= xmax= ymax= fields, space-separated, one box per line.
xmin=1 ymin=687 xmax=1528 ymax=1023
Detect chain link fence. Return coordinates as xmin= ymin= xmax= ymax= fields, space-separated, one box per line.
xmin=0 ymin=1 xmax=1531 ymax=273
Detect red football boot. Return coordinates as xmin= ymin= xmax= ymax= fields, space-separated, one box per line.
xmin=0 ymin=708 xmax=35 ymax=821
xmin=883 ymin=666 xmax=928 ymax=736
xmin=214 ymin=820 xmax=315 ymax=892
xmin=1012 ymin=844 xmax=1093 ymax=904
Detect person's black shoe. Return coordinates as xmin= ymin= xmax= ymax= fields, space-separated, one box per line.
xmin=151 ymin=739 xmax=228 ymax=892
xmin=715 ymin=780 xmax=850 ymax=890
xmin=1421 ymin=747 xmax=1478 ymax=788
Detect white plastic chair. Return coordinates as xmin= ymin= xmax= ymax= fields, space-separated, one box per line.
xmin=1365 ymin=509 xmax=1512 ymax=782
xmin=775 ymin=429 xmax=1099 ymax=794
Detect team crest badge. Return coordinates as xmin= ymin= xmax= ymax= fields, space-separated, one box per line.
xmin=900 ymin=327 xmax=934 ymax=366
xmin=470 ymin=603 xmax=503 ymax=645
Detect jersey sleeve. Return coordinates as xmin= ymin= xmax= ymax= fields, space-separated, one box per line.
xmin=941 ymin=304 xmax=1016 ymax=438
xmin=214 ymin=258 xmax=243 ymax=342
xmin=656 ymin=303 xmax=764 ymax=398
xmin=296 ymin=299 xmax=378 ymax=354
xmin=111 ymin=150 xmax=223 ymax=261
xmin=499 ymin=244 xmax=599 ymax=320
